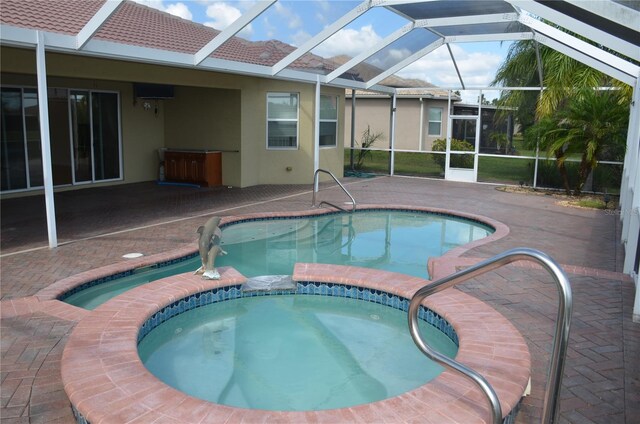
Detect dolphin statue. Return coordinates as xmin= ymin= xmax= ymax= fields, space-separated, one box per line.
xmin=195 ymin=216 xmax=227 ymax=280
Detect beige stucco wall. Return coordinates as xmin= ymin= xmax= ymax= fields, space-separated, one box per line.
xmin=344 ymin=95 xmax=450 ymax=152
xmin=1 ymin=46 xmax=344 ymax=195
xmin=163 ymin=86 xmax=241 ymax=186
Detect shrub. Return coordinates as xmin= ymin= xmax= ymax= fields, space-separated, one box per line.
xmin=432 ymin=138 xmax=475 ymax=170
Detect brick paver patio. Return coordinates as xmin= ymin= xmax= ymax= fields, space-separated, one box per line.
xmin=1 ymin=177 xmax=637 ymax=423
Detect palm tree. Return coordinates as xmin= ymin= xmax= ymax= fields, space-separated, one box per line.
xmin=541 ymin=89 xmax=629 ymax=195
xmin=492 ymin=27 xmax=632 ymax=195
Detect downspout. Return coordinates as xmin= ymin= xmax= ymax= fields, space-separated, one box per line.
xmin=36 ymin=31 xmax=58 ymax=248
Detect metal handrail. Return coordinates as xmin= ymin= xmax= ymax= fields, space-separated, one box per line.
xmin=312 ymin=168 xmax=356 ymax=213
xmin=408 ymin=248 xmax=572 ymax=424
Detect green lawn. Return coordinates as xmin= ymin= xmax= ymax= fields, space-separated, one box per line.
xmin=344 ymin=149 xmax=621 ymax=193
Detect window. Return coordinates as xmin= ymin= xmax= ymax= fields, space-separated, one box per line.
xmin=319 ymin=95 xmax=338 ymax=148
xmin=1 ymin=86 xmax=122 ymax=192
xmin=267 ymin=92 xmax=298 ymax=149
xmin=428 ymin=107 xmax=442 ymax=136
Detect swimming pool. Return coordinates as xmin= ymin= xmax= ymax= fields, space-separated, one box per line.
xmin=60 ymin=209 xmax=494 ymax=309
xmin=138 ymin=292 xmax=458 ymax=411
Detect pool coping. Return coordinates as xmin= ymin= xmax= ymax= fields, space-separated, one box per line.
xmin=61 ymin=264 xmax=530 ymax=424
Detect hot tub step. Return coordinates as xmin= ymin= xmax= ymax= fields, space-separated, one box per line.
xmin=241 ymin=275 xmax=296 ymax=293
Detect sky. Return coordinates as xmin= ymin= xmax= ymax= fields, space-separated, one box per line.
xmin=132 ymin=0 xmax=512 ymax=101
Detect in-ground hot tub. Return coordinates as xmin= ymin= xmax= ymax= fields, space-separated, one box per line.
xmin=61 ymin=264 xmax=530 ymax=424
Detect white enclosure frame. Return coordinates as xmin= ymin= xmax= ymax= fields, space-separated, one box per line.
xmin=0 ymin=0 xmax=638 ymax=317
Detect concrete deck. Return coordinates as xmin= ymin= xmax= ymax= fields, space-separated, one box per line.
xmin=1 ymin=176 xmax=638 ymax=423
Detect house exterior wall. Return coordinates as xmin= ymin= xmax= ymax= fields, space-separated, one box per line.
xmin=0 ymin=46 xmax=344 ymax=196
xmin=344 ymin=95 xmax=450 ymax=152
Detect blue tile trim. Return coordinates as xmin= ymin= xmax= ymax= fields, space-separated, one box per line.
xmin=72 ymin=405 xmax=90 ymax=424
xmin=219 ymin=208 xmax=495 ymax=234
xmin=137 ymin=282 xmax=459 ymax=347
xmin=57 ymin=252 xmax=199 ymax=302
xmin=502 ymin=397 xmax=523 ymax=424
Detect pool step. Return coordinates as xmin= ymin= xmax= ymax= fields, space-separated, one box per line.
xmin=241 ymin=275 xmax=296 ymax=293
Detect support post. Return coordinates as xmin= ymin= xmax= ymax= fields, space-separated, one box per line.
xmin=389 ymin=93 xmax=397 ymax=176
xmin=533 ymin=139 xmax=540 ymax=188
xmin=350 ymin=89 xmax=356 ymax=171
xmin=36 ymin=31 xmax=58 ymax=248
xmin=314 ymin=76 xmax=321 ymax=192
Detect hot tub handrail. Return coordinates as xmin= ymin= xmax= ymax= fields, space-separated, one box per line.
xmin=408 ymin=247 xmax=572 ymax=424
xmin=312 ymin=168 xmax=356 ymax=213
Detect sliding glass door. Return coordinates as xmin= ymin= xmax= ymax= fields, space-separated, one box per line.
xmin=1 ymin=87 xmax=121 ymax=192
xmin=92 ymin=92 xmax=120 ymax=180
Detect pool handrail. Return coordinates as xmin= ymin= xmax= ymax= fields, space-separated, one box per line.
xmin=408 ymin=247 xmax=572 ymax=424
xmin=312 ymin=168 xmax=356 ymax=213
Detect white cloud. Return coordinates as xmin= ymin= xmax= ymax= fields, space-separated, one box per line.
xmin=313 ymin=25 xmax=382 ymax=58
xmin=165 ymin=2 xmax=192 ymax=20
xmin=398 ymin=44 xmax=503 ymax=92
xmin=204 ymin=2 xmax=253 ymax=37
xmin=132 ymin=0 xmax=193 ymax=21
xmin=274 ymin=2 xmax=302 ymax=29
xmin=291 ymin=30 xmax=312 ymax=47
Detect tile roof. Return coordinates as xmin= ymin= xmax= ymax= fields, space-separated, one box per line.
xmin=0 ymin=0 xmax=104 ymax=35
xmin=0 ymin=0 xmax=343 ymax=74
xmin=96 ymin=1 xmax=216 ymax=54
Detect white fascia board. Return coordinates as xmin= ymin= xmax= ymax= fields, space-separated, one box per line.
xmin=0 ymin=24 xmax=38 ymax=46
xmin=76 ymin=0 xmax=124 ymax=50
xmin=200 ymin=56 xmax=334 ymax=86
xmin=193 ymin=0 xmax=276 ymax=66
xmin=565 ymin=0 xmax=639 ymax=33
xmin=329 ymin=77 xmax=396 ymax=94
xmin=325 ymin=22 xmax=415 ymax=83
xmin=521 ymin=14 xmax=639 ymax=78
xmin=414 ymin=13 xmax=519 ymax=28
xmin=271 ymin=0 xmax=372 ymax=76
xmin=534 ymin=34 xmax=636 ymax=86
xmin=83 ymin=38 xmax=194 ymax=66
xmin=365 ymin=38 xmax=444 ymax=89
xmin=507 ymin=0 xmax=639 ymax=61
xmin=0 ymin=25 xmax=76 ymax=49
xmin=375 ymin=0 xmax=441 ymax=6
xmin=444 ymin=32 xmax=533 ymax=43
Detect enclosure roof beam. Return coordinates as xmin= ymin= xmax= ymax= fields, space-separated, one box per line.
xmin=447 ymin=44 xmax=465 ymax=90
xmin=414 ymin=13 xmax=519 ymax=28
xmin=533 ymin=34 xmax=636 ymax=86
xmin=326 ymin=22 xmax=415 ymax=83
xmin=508 ymin=0 xmax=640 ymax=61
xmin=193 ymin=0 xmax=275 ymax=66
xmin=520 ymin=13 xmax=640 ymax=79
xmin=565 ymin=0 xmax=640 ymax=32
xmin=365 ymin=38 xmax=444 ymax=89
xmin=76 ymin=0 xmax=124 ymax=50
xmin=271 ymin=0 xmax=372 ymax=76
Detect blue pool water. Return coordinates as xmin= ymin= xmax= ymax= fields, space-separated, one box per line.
xmin=62 ymin=210 xmax=493 ymax=309
xmin=138 ymin=294 xmax=458 ymax=411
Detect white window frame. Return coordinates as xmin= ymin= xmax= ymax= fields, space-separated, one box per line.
xmin=428 ymin=107 xmax=443 ymax=137
xmin=266 ymin=92 xmax=299 ymax=150
xmin=319 ymin=94 xmax=338 ymax=149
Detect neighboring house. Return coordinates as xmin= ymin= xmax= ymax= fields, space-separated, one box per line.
xmin=345 ymin=88 xmax=454 ymax=152
xmin=345 ymin=91 xmax=515 ymax=154
xmin=0 ymin=0 xmax=346 ymax=195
